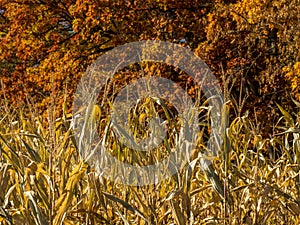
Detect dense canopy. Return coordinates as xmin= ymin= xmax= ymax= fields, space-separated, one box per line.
xmin=0 ymin=0 xmax=299 ymax=129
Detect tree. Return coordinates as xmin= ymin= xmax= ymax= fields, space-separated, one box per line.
xmin=196 ymin=0 xmax=299 ymax=133
xmin=0 ymin=0 xmax=299 ymax=132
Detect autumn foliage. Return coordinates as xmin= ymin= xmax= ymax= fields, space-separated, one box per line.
xmin=1 ymin=1 xmax=300 ymax=224
xmin=0 ymin=0 xmax=299 ymax=130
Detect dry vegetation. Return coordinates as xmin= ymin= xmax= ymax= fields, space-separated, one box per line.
xmin=0 ymin=0 xmax=299 ymax=224
xmin=0 ymin=84 xmax=300 ymax=224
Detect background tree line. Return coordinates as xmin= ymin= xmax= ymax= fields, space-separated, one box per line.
xmin=0 ymin=0 xmax=299 ymax=133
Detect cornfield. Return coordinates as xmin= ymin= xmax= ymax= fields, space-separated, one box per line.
xmin=0 ymin=93 xmax=300 ymax=225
